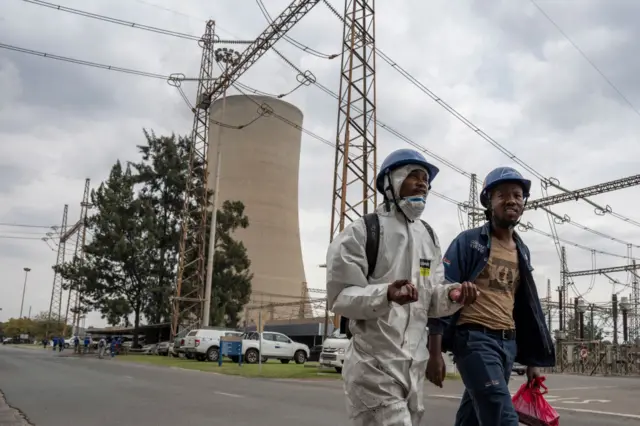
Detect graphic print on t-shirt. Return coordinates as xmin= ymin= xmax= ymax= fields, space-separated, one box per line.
xmin=476 ymin=256 xmax=518 ymax=294
xmin=457 ymin=238 xmax=520 ymax=330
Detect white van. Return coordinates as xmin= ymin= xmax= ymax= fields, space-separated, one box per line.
xmin=182 ymin=328 xmax=240 ymax=362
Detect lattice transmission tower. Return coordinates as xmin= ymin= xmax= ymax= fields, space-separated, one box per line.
xmin=46 ymin=204 xmax=68 ymax=335
xmin=329 ymin=0 xmax=377 ymax=244
xmin=328 ymin=0 xmax=377 ymax=330
xmin=467 ymin=173 xmax=483 ymax=229
xmin=171 ymin=20 xmax=217 ymax=340
xmin=171 ymin=1 xmax=322 ymax=340
xmin=64 ymin=178 xmax=91 ymax=336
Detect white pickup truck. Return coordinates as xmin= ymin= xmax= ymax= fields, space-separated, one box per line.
xmin=240 ymin=331 xmax=309 ymax=365
xmin=319 ymin=329 xmax=349 ymax=373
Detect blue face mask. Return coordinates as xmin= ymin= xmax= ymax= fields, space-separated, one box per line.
xmin=399 ymin=195 xmax=426 ymax=220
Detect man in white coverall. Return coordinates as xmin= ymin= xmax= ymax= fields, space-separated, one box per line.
xmin=326 ymin=148 xmax=479 ymax=426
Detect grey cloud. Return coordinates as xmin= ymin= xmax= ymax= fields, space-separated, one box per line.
xmin=0 ymin=0 xmax=638 ymax=319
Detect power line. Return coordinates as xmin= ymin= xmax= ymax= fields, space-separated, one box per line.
xmin=4 ymin=25 xmax=636 ymax=257
xmin=0 ymin=222 xmax=57 ymax=228
xmin=529 ymin=0 xmax=640 ymax=119
xmin=254 ymin=0 xmax=339 ymax=59
xmin=40 ymin=0 xmax=638 ymax=230
xmin=20 ymin=0 xmax=254 ymax=44
xmin=0 ymin=42 xmax=169 ymax=79
xmin=519 ymin=222 xmax=640 ymax=261
xmin=320 ymin=0 xmax=640 ymax=230
xmin=0 ymin=235 xmax=46 ymax=240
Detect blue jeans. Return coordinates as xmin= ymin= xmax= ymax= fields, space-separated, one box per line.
xmin=453 ymin=328 xmax=518 ymax=426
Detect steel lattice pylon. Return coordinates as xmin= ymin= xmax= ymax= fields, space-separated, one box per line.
xmin=171 ymin=21 xmax=217 ymax=339
xmin=467 ymin=173 xmax=482 ymax=229
xmin=171 ymin=2 xmax=322 ymax=340
xmin=330 ymin=0 xmax=377 ymax=241
xmin=64 ymin=178 xmax=91 ymax=337
xmin=329 ymin=0 xmax=377 ymax=331
xmin=46 ymin=204 xmax=69 ymax=336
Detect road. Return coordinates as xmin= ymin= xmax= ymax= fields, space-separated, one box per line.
xmin=1 ymin=345 xmax=639 ymax=425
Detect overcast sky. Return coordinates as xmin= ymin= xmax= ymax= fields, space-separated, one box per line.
xmin=1 ymin=0 xmax=639 ymax=330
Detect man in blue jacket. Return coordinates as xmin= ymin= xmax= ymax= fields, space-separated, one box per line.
xmin=426 ymin=166 xmax=555 ymax=426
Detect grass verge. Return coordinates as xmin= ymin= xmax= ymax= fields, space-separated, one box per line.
xmin=118 ymin=355 xmax=461 ymax=381
xmin=118 ymin=355 xmax=340 ymax=379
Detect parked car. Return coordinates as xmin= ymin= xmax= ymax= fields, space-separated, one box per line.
xmin=183 ymin=328 xmax=240 ymax=362
xmin=156 ymin=341 xmax=170 ymax=356
xmin=240 ymin=331 xmax=309 ymax=365
xmin=512 ymin=362 xmax=526 ymax=375
xmin=320 ymin=329 xmax=349 ymax=373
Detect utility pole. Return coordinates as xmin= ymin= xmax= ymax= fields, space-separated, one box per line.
xmin=632 ymin=260 xmax=639 ymax=342
xmin=546 ymin=278 xmax=552 ymax=331
xmin=558 ymin=287 xmax=564 ymax=331
xmin=202 ymin=47 xmax=240 ymax=327
xmin=589 ymin=304 xmax=594 ymax=340
xmin=19 ymin=267 xmax=31 ymax=318
xmin=560 ymin=247 xmax=569 ymax=331
xmin=612 ymin=293 xmax=619 ymax=346
xmin=171 ymin=1 xmax=321 ymax=341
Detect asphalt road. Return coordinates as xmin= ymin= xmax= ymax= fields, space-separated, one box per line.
xmin=1 ymin=345 xmax=639 ymax=425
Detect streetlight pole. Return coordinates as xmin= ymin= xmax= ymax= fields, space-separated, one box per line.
xmin=202 ymin=47 xmax=241 ymax=327
xmin=19 ymin=267 xmax=31 ymax=318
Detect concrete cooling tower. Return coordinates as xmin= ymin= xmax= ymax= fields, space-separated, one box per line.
xmin=207 ymin=94 xmax=307 ymax=323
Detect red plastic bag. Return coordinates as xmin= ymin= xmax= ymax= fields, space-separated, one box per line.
xmin=511 ymin=376 xmax=560 ymax=426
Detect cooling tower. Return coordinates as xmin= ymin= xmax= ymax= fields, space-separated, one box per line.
xmin=207 ymin=94 xmax=307 ymax=322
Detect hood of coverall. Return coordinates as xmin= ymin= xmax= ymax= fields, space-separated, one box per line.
xmin=384 ymin=164 xmax=429 ymax=221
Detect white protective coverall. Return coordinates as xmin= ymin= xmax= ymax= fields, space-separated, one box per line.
xmin=326 ymin=165 xmax=463 ymax=426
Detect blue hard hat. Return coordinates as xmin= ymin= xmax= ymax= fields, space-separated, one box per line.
xmin=376 ymin=149 xmax=440 ymax=194
xmin=480 ymin=167 xmax=531 ymax=207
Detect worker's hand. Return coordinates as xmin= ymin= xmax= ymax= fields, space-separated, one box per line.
xmin=526 ymin=366 xmax=540 ymax=383
xmin=387 ymin=280 xmax=418 ymax=305
xmin=449 ymin=282 xmax=479 ymax=305
xmin=426 ymin=353 xmax=447 ymax=388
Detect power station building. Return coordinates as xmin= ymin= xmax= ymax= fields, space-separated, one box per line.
xmin=207 ymin=94 xmax=309 ymax=326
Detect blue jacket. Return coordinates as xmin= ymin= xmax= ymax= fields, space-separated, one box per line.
xmin=427 ymin=223 xmax=556 ymax=367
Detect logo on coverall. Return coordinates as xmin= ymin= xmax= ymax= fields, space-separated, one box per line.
xmin=419 ymin=259 xmax=431 ymax=277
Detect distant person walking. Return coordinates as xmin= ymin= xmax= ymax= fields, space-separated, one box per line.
xmin=98 ymin=337 xmax=106 ymax=359
xmin=110 ymin=338 xmax=117 ymax=358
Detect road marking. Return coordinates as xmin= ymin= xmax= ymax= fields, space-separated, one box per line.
xmin=429 ymin=395 xmax=640 ymax=419
xmin=214 ymin=391 xmax=244 ymax=398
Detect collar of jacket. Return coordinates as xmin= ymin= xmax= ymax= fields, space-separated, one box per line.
xmin=478 ymin=222 xmax=532 ymax=270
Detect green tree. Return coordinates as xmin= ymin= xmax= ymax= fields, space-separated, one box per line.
xmin=55 ymin=130 xmax=254 ymax=337
xmin=57 ymin=161 xmax=155 ymax=346
xmin=208 ymin=200 xmax=253 ymax=327
xmin=131 ymin=130 xmax=190 ymax=325
xmin=31 ymin=311 xmax=67 ymax=339
xmin=3 ymin=317 xmax=36 ymax=337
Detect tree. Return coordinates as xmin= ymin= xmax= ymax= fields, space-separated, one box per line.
xmin=55 ymin=130 xmax=254 ymax=338
xmin=208 ymin=200 xmax=253 ymax=327
xmin=3 ymin=318 xmax=34 ymax=337
xmin=57 ymin=161 xmax=155 ymax=346
xmin=130 ymin=130 xmax=190 ymax=325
